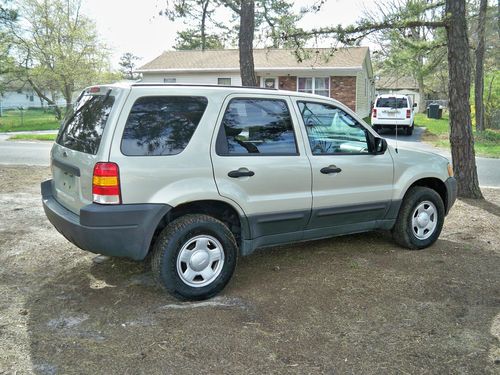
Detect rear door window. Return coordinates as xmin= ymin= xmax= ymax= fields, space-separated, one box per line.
xmin=121 ymin=96 xmax=208 ymax=156
xmin=57 ymin=92 xmax=115 ymax=155
xmin=216 ymin=98 xmax=298 ymax=155
xmin=376 ymin=97 xmax=408 ymax=108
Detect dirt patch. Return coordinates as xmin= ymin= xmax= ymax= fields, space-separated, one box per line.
xmin=0 ymin=166 xmax=499 ymax=374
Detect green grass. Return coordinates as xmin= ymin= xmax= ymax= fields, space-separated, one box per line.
xmin=0 ymin=108 xmax=61 ymax=132
xmin=8 ymin=133 xmax=56 ymax=141
xmin=415 ymin=113 xmax=499 ymax=158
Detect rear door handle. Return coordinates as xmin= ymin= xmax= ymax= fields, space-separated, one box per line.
xmin=228 ymin=169 xmax=255 ymax=178
xmin=320 ymin=165 xmax=342 ymax=174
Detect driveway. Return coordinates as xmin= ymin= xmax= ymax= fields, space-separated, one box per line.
xmin=0 ymin=165 xmax=499 ymax=374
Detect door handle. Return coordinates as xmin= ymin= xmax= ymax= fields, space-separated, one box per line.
xmin=228 ymin=169 xmax=255 ymax=178
xmin=320 ymin=165 xmax=342 ymax=174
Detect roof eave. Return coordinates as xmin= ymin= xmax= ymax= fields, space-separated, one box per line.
xmin=136 ymin=66 xmax=364 ymax=74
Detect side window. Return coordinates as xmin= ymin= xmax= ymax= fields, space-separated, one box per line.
xmin=298 ymin=101 xmax=369 ymax=155
xmin=217 ymin=98 xmax=298 ymax=155
xmin=121 ymin=96 xmax=208 ymax=156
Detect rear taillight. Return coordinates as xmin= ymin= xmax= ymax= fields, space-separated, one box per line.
xmin=372 ymin=108 xmax=377 ymax=118
xmin=406 ymin=109 xmax=411 ymax=118
xmin=92 ymin=162 xmax=121 ymax=204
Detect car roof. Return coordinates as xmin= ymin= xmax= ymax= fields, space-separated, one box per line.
xmin=375 ymin=94 xmax=410 ymax=99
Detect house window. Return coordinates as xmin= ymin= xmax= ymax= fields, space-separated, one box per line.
xmin=297 ymin=77 xmax=330 ymax=97
xmin=218 ymin=78 xmax=231 ymax=86
xmin=163 ymin=78 xmax=176 ymax=83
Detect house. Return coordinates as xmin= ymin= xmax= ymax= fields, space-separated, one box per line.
xmin=137 ymin=47 xmax=375 ymax=118
xmin=0 ymin=81 xmax=65 ymax=112
xmin=375 ymin=76 xmax=421 ymax=112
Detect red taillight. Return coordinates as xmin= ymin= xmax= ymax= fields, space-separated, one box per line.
xmin=406 ymin=109 xmax=411 ymax=118
xmin=372 ymin=108 xmax=377 ymax=118
xmin=92 ymin=162 xmax=121 ymax=204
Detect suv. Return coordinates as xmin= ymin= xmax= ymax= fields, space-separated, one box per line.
xmin=371 ymin=94 xmax=416 ymax=135
xmin=42 ymin=83 xmax=457 ymax=300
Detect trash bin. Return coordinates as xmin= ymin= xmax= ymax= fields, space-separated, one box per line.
xmin=427 ymin=103 xmax=442 ymax=119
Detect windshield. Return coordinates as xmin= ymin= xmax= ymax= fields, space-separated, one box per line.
xmin=376 ymin=97 xmax=408 ymax=109
xmin=57 ymin=92 xmax=115 ymax=155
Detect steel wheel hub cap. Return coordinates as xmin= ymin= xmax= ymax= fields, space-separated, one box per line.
xmin=176 ymin=235 xmax=224 ymax=288
xmin=411 ymin=201 xmax=438 ymax=240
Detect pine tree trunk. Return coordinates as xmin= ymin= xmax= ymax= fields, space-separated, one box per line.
xmin=474 ymin=0 xmax=487 ymax=132
xmin=417 ymin=74 xmax=426 ymax=113
xmin=445 ymin=0 xmax=483 ymax=199
xmin=238 ymin=0 xmax=257 ymax=87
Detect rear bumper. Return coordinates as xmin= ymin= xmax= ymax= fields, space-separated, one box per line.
xmin=372 ymin=119 xmax=413 ymax=126
xmin=41 ymin=180 xmax=171 ymax=260
xmin=445 ymin=177 xmax=458 ymax=215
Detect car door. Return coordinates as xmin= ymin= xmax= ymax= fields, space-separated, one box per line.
xmin=211 ymin=94 xmax=312 ymax=242
xmin=292 ymin=98 xmax=394 ymax=233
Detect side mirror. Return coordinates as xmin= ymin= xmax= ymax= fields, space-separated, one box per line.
xmin=413 ymin=103 xmax=417 ymax=108
xmin=374 ymin=137 xmax=387 ymax=154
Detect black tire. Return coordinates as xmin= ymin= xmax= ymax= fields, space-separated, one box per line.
xmin=373 ymin=125 xmax=380 ymax=133
xmin=392 ymin=187 xmax=445 ymax=250
xmin=151 ymin=214 xmax=238 ymax=301
xmin=405 ymin=123 xmax=414 ymax=136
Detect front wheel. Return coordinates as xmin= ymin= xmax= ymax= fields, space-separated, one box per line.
xmin=151 ymin=214 xmax=238 ymax=300
xmin=392 ymin=187 xmax=445 ymax=250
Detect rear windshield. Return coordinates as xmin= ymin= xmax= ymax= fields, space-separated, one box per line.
xmin=57 ymin=92 xmax=115 ymax=155
xmin=376 ymin=97 xmax=408 ymax=108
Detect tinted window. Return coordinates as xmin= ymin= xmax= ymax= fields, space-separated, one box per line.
xmin=298 ymin=101 xmax=369 ymax=154
xmin=218 ymin=98 xmax=297 ymax=155
xmin=57 ymin=93 xmax=115 ymax=155
xmin=121 ymin=96 xmax=208 ymax=156
xmin=376 ymin=97 xmax=408 ymax=108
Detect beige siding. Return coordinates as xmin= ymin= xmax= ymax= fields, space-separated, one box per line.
xmin=141 ymin=72 xmax=243 ymax=86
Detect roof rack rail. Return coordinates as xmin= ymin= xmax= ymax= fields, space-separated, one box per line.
xmin=130 ymin=83 xmax=278 ymax=90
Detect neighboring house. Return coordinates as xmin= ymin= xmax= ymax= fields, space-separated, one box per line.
xmin=0 ymin=83 xmax=65 ymax=111
xmin=375 ymin=76 xmax=421 ymax=112
xmin=137 ymin=47 xmax=375 ymax=118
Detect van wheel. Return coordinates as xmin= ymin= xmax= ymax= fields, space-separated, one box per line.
xmin=151 ymin=214 xmax=238 ymax=301
xmin=405 ymin=124 xmax=414 ymax=136
xmin=392 ymin=187 xmax=445 ymax=250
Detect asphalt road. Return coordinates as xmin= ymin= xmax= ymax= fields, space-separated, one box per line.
xmin=383 ymin=127 xmax=500 ymax=188
xmin=0 ymin=129 xmax=499 ymax=187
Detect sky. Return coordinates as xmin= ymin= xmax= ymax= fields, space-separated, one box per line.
xmin=80 ymin=0 xmax=378 ymax=69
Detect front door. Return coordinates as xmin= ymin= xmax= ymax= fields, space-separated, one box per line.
xmin=293 ymin=99 xmax=394 ymax=232
xmin=211 ymin=94 xmax=312 ymax=241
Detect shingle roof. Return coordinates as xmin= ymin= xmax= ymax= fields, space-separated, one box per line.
xmin=137 ymin=47 xmax=369 ymax=72
xmin=376 ymin=76 xmax=418 ymax=90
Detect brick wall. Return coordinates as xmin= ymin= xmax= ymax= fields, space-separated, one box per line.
xmin=330 ymin=76 xmax=356 ymax=111
xmin=278 ymin=76 xmax=297 ymax=91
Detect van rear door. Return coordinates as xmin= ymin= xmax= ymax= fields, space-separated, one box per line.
xmin=50 ymin=85 xmax=128 ymax=214
xmin=376 ymin=97 xmax=408 ymax=120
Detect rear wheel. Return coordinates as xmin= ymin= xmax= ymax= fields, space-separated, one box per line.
xmin=151 ymin=214 xmax=238 ymax=300
xmin=405 ymin=123 xmax=414 ymax=136
xmin=392 ymin=187 xmax=445 ymax=250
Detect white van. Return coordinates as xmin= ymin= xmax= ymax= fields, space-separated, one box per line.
xmin=371 ymin=94 xmax=416 ymax=135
